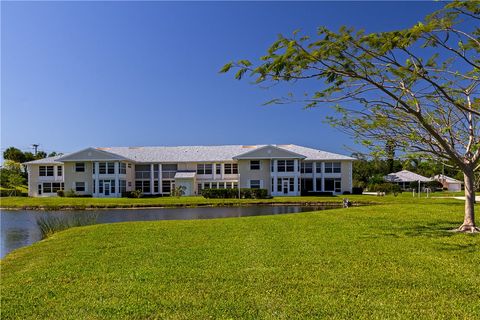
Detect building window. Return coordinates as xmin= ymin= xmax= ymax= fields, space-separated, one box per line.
xmin=75 ymin=182 xmax=85 ymax=192
xmin=162 ymin=180 xmax=171 ymax=193
xmin=289 ymin=178 xmax=295 ymax=192
xmin=216 ymin=164 xmax=221 ymax=175
xmin=107 ymin=163 xmax=115 ymax=174
xmin=153 ymin=180 xmax=159 ymax=193
xmin=197 ymin=164 xmax=213 ymax=175
xmin=120 ymin=180 xmax=126 ymax=193
xmin=99 ymin=163 xmax=106 ymax=174
xmin=39 ymin=166 xmax=55 ymax=177
xmin=135 ymin=165 xmax=151 ymax=179
xmin=119 ymin=163 xmax=126 ymax=174
xmin=42 ymin=182 xmax=63 ymax=193
xmin=301 ymin=162 xmax=313 ymax=174
xmin=250 ymin=180 xmax=261 ymax=189
xmin=135 ymin=180 xmax=150 ymax=193
xmin=316 ymin=162 xmax=322 ymax=173
xmin=250 ymin=160 xmax=261 ymax=170
xmin=301 ymin=178 xmax=313 ymax=191
xmin=325 ymin=162 xmax=341 ymax=173
xmin=224 ymin=163 xmax=238 ymax=174
xmin=43 ymin=183 xmax=52 ymax=193
xmin=75 ymin=163 xmax=85 ymax=172
xmin=57 ymin=166 xmax=63 ymax=176
xmin=316 ymin=178 xmax=322 ymax=191
xmin=277 ymin=160 xmax=295 ymax=172
xmin=324 ymin=178 xmax=341 ymax=192
xmin=128 ymin=181 xmax=132 ymax=187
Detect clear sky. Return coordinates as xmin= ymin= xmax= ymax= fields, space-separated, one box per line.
xmin=1 ymin=1 xmax=444 ymax=158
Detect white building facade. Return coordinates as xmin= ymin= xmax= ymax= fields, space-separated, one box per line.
xmin=25 ymin=144 xmax=354 ymax=198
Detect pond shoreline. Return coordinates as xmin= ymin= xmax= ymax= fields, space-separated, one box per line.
xmin=0 ymin=201 xmax=361 ymax=211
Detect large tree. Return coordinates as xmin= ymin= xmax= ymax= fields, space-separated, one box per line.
xmin=222 ymin=2 xmax=479 ymax=232
xmin=3 ymin=147 xmax=26 ymax=163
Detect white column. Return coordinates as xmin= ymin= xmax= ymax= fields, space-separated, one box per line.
xmin=273 ymin=160 xmax=278 ymax=195
xmin=321 ymin=162 xmax=325 ymax=192
xmin=158 ymin=163 xmax=162 ymax=193
xmin=95 ymin=162 xmax=100 ymax=197
xmin=313 ymin=162 xmax=317 ymax=191
xmin=150 ymin=164 xmax=154 ymax=194
xmin=114 ymin=162 xmax=119 ymax=197
xmin=221 ymin=163 xmax=224 ymax=180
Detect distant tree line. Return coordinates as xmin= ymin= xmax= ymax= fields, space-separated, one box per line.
xmin=1 ymin=147 xmax=59 ymax=194
xmin=352 ymin=153 xmax=465 ymax=190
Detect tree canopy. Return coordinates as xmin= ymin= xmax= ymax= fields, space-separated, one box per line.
xmin=221 ymin=1 xmax=479 ymax=231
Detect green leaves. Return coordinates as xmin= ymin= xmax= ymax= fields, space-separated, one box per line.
xmin=219 ymin=62 xmax=233 ymax=73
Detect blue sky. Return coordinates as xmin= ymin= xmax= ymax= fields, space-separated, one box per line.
xmin=1 ymin=1 xmax=443 ymax=158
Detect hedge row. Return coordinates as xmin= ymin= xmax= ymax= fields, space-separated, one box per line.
xmin=201 ymin=188 xmax=269 ymax=199
xmin=0 ymin=189 xmax=28 ymax=197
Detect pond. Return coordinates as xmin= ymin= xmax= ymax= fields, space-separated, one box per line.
xmin=0 ymin=205 xmax=334 ymax=258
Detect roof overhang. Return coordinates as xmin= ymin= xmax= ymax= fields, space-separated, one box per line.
xmin=57 ymin=147 xmax=132 ymax=162
xmin=233 ymin=145 xmax=306 ymax=160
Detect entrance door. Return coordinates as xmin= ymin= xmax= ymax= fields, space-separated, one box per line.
xmin=282 ymin=179 xmax=289 ymax=194
xmin=104 ymin=182 xmax=110 ymax=196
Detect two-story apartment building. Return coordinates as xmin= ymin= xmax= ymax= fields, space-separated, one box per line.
xmin=25 ymin=144 xmax=354 ymax=197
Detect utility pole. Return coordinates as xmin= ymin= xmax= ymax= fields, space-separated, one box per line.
xmin=32 ymin=144 xmax=39 ymax=155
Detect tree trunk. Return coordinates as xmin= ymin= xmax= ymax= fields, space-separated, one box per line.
xmin=458 ymin=167 xmax=479 ymax=232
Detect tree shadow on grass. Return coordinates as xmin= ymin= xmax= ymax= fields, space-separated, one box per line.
xmin=436 ymin=242 xmax=478 ymax=253
xmin=362 ymin=221 xmax=460 ymax=239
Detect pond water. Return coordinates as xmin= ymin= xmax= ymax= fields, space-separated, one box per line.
xmin=0 ymin=205 xmax=333 ymax=258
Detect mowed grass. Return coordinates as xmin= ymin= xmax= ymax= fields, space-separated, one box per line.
xmin=1 ymin=201 xmax=479 ymax=319
xmin=0 ymin=191 xmax=466 ymax=209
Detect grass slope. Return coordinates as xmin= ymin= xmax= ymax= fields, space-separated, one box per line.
xmin=1 ymin=201 xmax=479 ymax=319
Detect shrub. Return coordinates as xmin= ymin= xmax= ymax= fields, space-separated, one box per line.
xmin=57 ymin=190 xmax=65 ymax=197
xmin=171 ymin=186 xmax=187 ymax=197
xmin=64 ymin=189 xmax=76 ymax=197
xmin=342 ymin=191 xmax=351 ymax=195
xmin=201 ymin=188 xmax=269 ymax=199
xmin=368 ymin=183 xmax=401 ymax=195
xmin=131 ymin=190 xmax=143 ymax=198
xmin=351 ymin=187 xmax=363 ymax=195
xmin=426 ymin=180 xmax=443 ymax=191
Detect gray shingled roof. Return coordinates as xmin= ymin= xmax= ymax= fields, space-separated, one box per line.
xmin=385 ymin=170 xmax=431 ymax=183
xmin=24 ymin=155 xmax=68 ymax=165
xmin=432 ymin=174 xmax=463 ymax=184
xmin=98 ymin=144 xmax=354 ymax=163
xmin=25 ymin=144 xmax=354 ymax=165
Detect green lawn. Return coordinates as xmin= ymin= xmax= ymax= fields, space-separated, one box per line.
xmin=1 ymin=199 xmax=479 ymax=319
xmin=0 ymin=191 xmax=466 ymax=210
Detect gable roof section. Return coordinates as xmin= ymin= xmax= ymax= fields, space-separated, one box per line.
xmin=57 ymin=147 xmax=132 ymax=162
xmin=384 ymin=170 xmax=431 ymax=183
xmin=278 ymin=144 xmax=356 ymax=161
xmin=432 ymin=174 xmax=463 ymax=184
xmin=234 ymin=145 xmax=306 ymax=160
xmin=24 ymin=155 xmax=67 ymax=165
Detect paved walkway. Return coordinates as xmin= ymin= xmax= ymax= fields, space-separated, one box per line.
xmin=433 ymin=196 xmax=480 ymax=201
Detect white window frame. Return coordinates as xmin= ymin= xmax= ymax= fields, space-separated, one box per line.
xmin=250 ymin=160 xmax=261 ymax=170
xmin=75 ymin=182 xmax=86 ymax=192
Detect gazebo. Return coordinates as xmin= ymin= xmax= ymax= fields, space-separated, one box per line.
xmin=384 ymin=170 xmax=432 ymax=190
